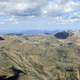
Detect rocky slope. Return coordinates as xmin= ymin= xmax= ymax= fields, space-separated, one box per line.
xmin=0 ymin=31 xmax=80 ymax=80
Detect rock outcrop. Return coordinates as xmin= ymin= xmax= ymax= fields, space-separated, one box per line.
xmin=54 ymin=31 xmax=69 ymax=39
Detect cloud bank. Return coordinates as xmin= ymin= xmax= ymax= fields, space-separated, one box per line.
xmin=0 ymin=0 xmax=80 ymax=24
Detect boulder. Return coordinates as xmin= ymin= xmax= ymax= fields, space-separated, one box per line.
xmin=0 ymin=37 xmax=4 ymax=40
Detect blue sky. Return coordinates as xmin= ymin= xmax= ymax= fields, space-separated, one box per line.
xmin=0 ymin=0 xmax=80 ymax=33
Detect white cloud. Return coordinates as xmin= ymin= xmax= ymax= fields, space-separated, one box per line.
xmin=0 ymin=16 xmax=18 ymax=24
xmin=0 ymin=0 xmax=80 ymax=24
xmin=48 ymin=17 xmax=80 ymax=25
xmin=63 ymin=1 xmax=80 ymax=13
xmin=0 ymin=0 xmax=79 ymax=16
xmin=15 ymin=3 xmax=29 ymax=11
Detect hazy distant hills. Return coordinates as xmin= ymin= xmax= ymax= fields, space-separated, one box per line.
xmin=3 ymin=30 xmax=63 ymax=36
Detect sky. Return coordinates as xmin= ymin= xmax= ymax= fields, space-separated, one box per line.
xmin=0 ymin=0 xmax=80 ymax=33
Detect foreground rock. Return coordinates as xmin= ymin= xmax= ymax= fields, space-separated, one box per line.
xmin=0 ymin=36 xmax=5 ymax=40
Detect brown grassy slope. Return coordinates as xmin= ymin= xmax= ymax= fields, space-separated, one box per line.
xmin=0 ymin=35 xmax=80 ymax=80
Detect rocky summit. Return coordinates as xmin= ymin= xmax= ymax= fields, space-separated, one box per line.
xmin=0 ymin=31 xmax=80 ymax=80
